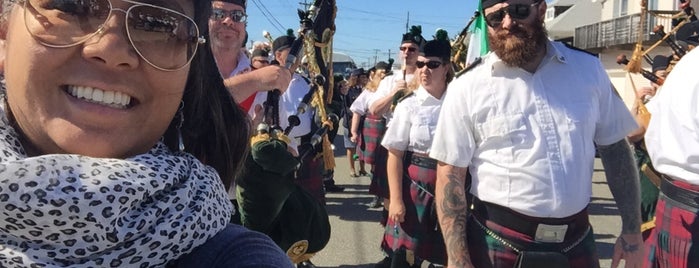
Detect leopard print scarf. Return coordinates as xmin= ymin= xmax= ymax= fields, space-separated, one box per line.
xmin=0 ymin=108 xmax=233 ymax=267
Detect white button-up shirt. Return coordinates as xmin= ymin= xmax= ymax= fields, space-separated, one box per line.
xmin=646 ymin=48 xmax=699 ymax=185
xmin=368 ymin=73 xmax=415 ymax=124
xmin=349 ymin=90 xmax=376 ymax=116
xmin=429 ymin=41 xmax=637 ymax=218
xmin=382 ymin=87 xmax=443 ymax=154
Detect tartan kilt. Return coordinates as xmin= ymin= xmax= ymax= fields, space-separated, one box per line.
xmin=368 ymin=144 xmax=389 ymax=198
xmin=381 ymin=162 xmax=447 ymax=265
xmin=295 ymin=152 xmax=325 ymax=205
xmin=359 ymin=115 xmax=386 ymax=165
xmin=643 ymin=182 xmax=699 ymax=268
xmin=467 ymin=214 xmax=600 ymax=268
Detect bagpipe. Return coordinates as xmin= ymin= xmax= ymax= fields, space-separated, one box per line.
xmin=451 ymin=11 xmax=480 ymax=73
xmin=619 ymin=0 xmax=696 ymax=127
xmin=236 ymin=0 xmax=337 ymax=264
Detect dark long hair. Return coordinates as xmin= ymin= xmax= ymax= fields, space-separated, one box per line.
xmin=164 ymin=0 xmax=251 ymax=189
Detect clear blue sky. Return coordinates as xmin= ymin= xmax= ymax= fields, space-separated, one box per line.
xmin=245 ymin=0 xmax=478 ymax=68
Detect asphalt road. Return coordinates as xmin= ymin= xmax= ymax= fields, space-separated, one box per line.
xmin=308 ymin=133 xmax=623 ymax=267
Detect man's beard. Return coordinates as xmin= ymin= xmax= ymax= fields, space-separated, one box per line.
xmin=488 ymin=19 xmax=548 ymax=67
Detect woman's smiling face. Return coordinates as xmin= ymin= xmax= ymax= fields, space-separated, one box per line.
xmin=3 ymin=0 xmax=196 ymax=158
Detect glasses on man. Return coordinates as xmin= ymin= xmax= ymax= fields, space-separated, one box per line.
xmin=211 ymin=9 xmax=247 ymax=23
xmin=485 ymin=0 xmax=542 ymax=28
xmin=21 ymin=0 xmax=205 ymax=71
xmin=399 ymin=46 xmax=417 ymax=53
xmin=415 ymin=60 xmax=443 ymax=69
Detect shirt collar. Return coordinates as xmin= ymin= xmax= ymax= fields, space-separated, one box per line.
xmin=415 ymin=86 xmax=444 ymax=105
xmin=228 ymin=51 xmax=252 ymax=77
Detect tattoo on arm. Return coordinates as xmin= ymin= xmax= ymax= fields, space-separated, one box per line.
xmin=598 ymin=139 xmax=642 ymax=234
xmin=436 ymin=164 xmax=471 ymax=266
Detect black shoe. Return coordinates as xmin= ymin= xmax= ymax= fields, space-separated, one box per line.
xmin=367 ymin=196 xmax=382 ymax=208
xmin=325 ymin=183 xmax=345 ymax=193
xmin=297 ymin=260 xmax=317 ymax=268
xmin=374 ymin=256 xmax=392 ymax=268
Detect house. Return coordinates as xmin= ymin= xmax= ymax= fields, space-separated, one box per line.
xmin=545 ymin=0 xmax=695 ymax=108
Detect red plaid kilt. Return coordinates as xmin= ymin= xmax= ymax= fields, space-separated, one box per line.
xmin=295 ymin=153 xmax=325 ymax=205
xmin=359 ymin=115 xmax=386 ymax=165
xmin=468 ymin=207 xmax=599 ymax=268
xmin=381 ymin=159 xmax=447 ymax=265
xmin=368 ymin=144 xmax=389 ymax=198
xmin=643 ymin=179 xmax=699 ymax=268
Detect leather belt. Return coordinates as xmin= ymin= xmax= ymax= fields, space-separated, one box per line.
xmin=408 ymin=153 xmax=437 ymax=170
xmin=660 ymin=175 xmax=699 ymax=209
xmin=469 ymin=196 xmax=589 ymax=239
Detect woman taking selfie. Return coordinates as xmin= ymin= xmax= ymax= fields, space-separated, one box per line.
xmin=0 ymin=0 xmax=291 ymax=266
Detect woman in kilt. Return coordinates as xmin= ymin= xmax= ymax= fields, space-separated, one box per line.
xmin=350 ymin=61 xmax=392 ymax=208
xmin=379 ymin=33 xmax=453 ymax=267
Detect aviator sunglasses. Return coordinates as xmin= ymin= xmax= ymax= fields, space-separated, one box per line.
xmin=485 ymin=0 xmax=543 ymax=28
xmin=211 ymin=9 xmax=248 ymax=23
xmin=415 ymin=60 xmax=443 ymax=69
xmin=20 ymin=0 xmax=205 ymax=71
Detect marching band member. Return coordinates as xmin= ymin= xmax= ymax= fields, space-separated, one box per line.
xmin=430 ymin=0 xmax=642 ymax=267
xmin=380 ymin=31 xmax=452 ymax=267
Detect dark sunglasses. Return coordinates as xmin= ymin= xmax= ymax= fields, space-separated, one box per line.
xmin=253 ymin=59 xmax=270 ymax=64
xmin=399 ymin=46 xmax=417 ymax=52
xmin=415 ymin=60 xmax=443 ymax=69
xmin=21 ymin=0 xmax=204 ymax=71
xmin=485 ymin=1 xmax=542 ymax=28
xmin=211 ymin=8 xmax=248 ymax=23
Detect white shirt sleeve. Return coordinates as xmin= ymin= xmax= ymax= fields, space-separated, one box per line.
xmin=381 ymin=97 xmax=412 ymax=151
xmin=350 ymin=91 xmax=371 ymax=115
xmin=429 ymin=78 xmax=477 ymax=168
xmin=592 ymin=61 xmax=638 ymax=146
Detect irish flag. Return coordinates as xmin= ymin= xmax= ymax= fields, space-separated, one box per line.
xmin=465 ymin=2 xmax=489 ymax=65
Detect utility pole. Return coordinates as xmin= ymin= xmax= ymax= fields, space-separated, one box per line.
xmin=299 ymin=0 xmax=311 ymax=9
xmin=373 ymin=49 xmax=380 ymax=66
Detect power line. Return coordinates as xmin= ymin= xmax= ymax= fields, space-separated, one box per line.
xmin=250 ymin=0 xmax=286 ymax=35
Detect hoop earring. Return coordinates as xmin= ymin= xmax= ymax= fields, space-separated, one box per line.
xmin=177 ymin=101 xmax=185 ymax=152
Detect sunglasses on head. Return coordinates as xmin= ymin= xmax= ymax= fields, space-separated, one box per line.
xmin=415 ymin=60 xmax=443 ymax=69
xmin=211 ymin=9 xmax=248 ymax=23
xmin=485 ymin=0 xmax=542 ymax=28
xmin=21 ymin=0 xmax=205 ymax=71
xmin=399 ymin=46 xmax=417 ymax=52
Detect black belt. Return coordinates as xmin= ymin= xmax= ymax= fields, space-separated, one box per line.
xmin=469 ymin=196 xmax=589 ymax=239
xmin=660 ymin=175 xmax=699 ymax=209
xmin=407 ymin=153 xmax=437 ymax=170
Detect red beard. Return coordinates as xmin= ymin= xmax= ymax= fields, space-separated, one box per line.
xmin=488 ymin=19 xmax=549 ymax=68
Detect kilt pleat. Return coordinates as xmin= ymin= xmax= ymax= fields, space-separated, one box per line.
xmin=360 ymin=116 xmax=386 ymax=165
xmin=381 ymin=162 xmax=446 ymax=265
xmin=643 ymin=190 xmax=699 ymax=268
xmin=295 ymin=153 xmax=325 ymax=204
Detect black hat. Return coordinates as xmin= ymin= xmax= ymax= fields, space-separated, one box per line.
xmin=402 ymin=25 xmax=426 ymax=48
xmin=651 ymin=55 xmax=671 ymax=73
xmin=374 ymin=61 xmax=390 ymax=72
xmin=676 ymin=20 xmax=699 ymax=46
xmin=251 ymin=48 xmax=269 ymax=58
xmin=220 ymin=0 xmax=246 ymax=9
xmin=351 ymin=68 xmax=366 ymax=77
xmin=273 ymin=29 xmax=295 ymax=53
xmin=423 ymin=29 xmax=452 ymax=62
xmin=482 ymin=0 xmax=504 ymax=9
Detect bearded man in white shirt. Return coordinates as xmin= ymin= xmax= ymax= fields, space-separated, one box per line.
xmin=429 ymin=0 xmax=644 ymax=267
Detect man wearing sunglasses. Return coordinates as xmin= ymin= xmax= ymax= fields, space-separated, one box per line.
xmin=208 ymin=0 xmax=292 ymax=111
xmin=429 ymin=0 xmax=643 ymax=267
xmin=365 ymin=25 xmax=425 ymax=268
xmin=250 ymin=48 xmax=271 ymax=70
